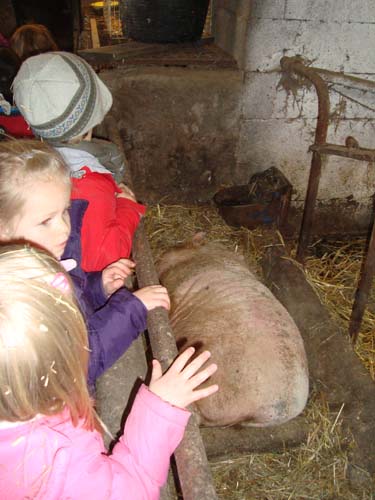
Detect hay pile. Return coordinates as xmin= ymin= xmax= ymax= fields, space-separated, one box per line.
xmin=304 ymin=239 xmax=375 ymax=380
xmin=210 ymin=392 xmax=353 ymax=499
xmin=145 ymin=204 xmax=374 ymax=499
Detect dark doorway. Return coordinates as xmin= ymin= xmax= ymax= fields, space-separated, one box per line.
xmin=11 ymin=0 xmax=80 ymax=51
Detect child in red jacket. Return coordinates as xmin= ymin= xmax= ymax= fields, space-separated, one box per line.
xmin=13 ymin=51 xmax=145 ymax=272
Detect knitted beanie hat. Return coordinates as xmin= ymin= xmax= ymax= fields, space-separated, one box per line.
xmin=13 ymin=51 xmax=112 ymax=142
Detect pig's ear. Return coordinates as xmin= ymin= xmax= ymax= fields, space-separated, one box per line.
xmin=192 ymin=232 xmax=206 ymax=247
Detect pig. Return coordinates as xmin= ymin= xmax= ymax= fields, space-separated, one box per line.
xmin=157 ymin=233 xmax=309 ymax=427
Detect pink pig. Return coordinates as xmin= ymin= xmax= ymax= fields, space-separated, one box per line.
xmin=157 ymin=234 xmax=309 ymax=427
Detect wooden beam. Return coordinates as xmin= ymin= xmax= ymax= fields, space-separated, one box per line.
xmin=90 ymin=17 xmax=100 ymax=48
xmin=309 ymin=143 xmax=375 ymax=162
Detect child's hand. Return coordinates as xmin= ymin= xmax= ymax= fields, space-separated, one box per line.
xmin=117 ymin=182 xmax=136 ymax=202
xmin=149 ymin=347 xmax=219 ymax=409
xmin=133 ymin=285 xmax=170 ymax=311
xmin=102 ymin=258 xmax=136 ymax=296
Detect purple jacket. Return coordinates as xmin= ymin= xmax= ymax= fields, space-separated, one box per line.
xmin=62 ymin=199 xmax=147 ymax=391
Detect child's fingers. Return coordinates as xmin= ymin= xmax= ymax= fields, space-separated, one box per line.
xmin=169 ymin=346 xmax=196 ymax=374
xmin=112 ymin=277 xmax=126 ymax=288
xmin=156 ymin=294 xmax=170 ymax=310
xmin=111 ymin=261 xmax=135 ymax=276
xmin=146 ymin=285 xmax=167 ymax=292
xmin=157 ymin=301 xmax=170 ymax=311
xmin=118 ymin=184 xmax=136 ymax=201
xmin=148 ymin=287 xmax=171 ymax=310
xmin=190 ymin=383 xmax=219 ymax=403
xmin=109 ymin=270 xmax=132 ymax=281
xmin=188 ymin=362 xmax=218 ymax=389
xmin=119 ymin=182 xmax=135 ymax=194
xmin=180 ymin=350 xmax=213 ymax=380
xmin=116 ymin=258 xmax=136 ymax=268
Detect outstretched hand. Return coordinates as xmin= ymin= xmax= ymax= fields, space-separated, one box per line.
xmin=149 ymin=347 xmax=219 ymax=409
xmin=117 ymin=182 xmax=136 ymax=202
xmin=102 ymin=258 xmax=136 ymax=296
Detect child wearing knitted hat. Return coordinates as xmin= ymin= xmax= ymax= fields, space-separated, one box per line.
xmin=13 ymin=51 xmax=146 ymax=272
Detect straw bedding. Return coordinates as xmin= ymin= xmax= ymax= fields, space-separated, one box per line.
xmin=145 ymin=204 xmax=374 ymax=499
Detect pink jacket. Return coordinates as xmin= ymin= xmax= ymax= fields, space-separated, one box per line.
xmin=0 ymin=385 xmax=190 ymax=499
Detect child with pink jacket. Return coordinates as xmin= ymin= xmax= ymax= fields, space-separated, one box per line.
xmin=0 ymin=245 xmax=218 ymax=499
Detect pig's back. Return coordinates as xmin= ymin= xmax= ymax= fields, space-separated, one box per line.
xmin=159 ymin=245 xmax=309 ymax=426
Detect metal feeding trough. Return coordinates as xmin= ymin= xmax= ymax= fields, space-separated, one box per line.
xmin=214 ymin=166 xmax=292 ymax=231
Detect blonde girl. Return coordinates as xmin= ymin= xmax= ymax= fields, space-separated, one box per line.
xmin=0 ymin=244 xmax=218 ymax=498
xmin=0 ymin=139 xmax=170 ymax=392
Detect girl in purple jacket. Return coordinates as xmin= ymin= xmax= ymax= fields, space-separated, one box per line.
xmin=0 ymin=139 xmax=170 ymax=392
xmin=0 ymin=244 xmax=219 ymax=499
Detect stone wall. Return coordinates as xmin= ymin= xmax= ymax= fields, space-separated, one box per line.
xmin=229 ymin=0 xmax=375 ymax=231
xmin=101 ymin=66 xmax=242 ymax=204
xmin=97 ymin=0 xmax=375 ymax=233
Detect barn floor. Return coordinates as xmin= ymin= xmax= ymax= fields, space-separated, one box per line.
xmin=96 ymin=202 xmax=374 ymax=499
xmin=144 ymin=204 xmax=375 ymax=499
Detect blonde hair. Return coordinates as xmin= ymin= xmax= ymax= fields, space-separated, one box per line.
xmin=0 ymin=139 xmax=70 ymax=234
xmin=10 ymin=24 xmax=58 ymax=61
xmin=0 ymin=244 xmax=96 ymax=429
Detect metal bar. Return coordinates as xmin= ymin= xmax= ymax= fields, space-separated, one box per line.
xmin=312 ymin=66 xmax=375 ymax=93
xmin=280 ymin=56 xmax=330 ymax=263
xmin=296 ymin=151 xmax=323 ymax=263
xmin=280 ymin=57 xmax=330 ymax=145
xmin=349 ymin=222 xmax=375 ymax=343
xmin=309 ymin=143 xmax=375 ymax=162
xmin=105 ymin=116 xmax=218 ymax=500
xmin=279 ymin=57 xmax=375 ymax=343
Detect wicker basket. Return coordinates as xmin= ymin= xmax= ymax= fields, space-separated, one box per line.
xmin=121 ymin=0 xmax=210 ymax=43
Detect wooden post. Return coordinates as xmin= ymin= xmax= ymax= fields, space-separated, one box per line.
xmin=105 ymin=116 xmax=218 ymax=500
xmin=103 ymin=0 xmax=112 ymax=36
xmin=90 ymin=17 xmax=101 ymax=48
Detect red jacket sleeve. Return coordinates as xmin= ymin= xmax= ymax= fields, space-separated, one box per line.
xmin=71 ymin=171 xmax=146 ymax=272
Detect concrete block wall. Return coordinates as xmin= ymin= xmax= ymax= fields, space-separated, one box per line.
xmin=101 ymin=66 xmax=243 ymax=204
xmin=224 ymin=0 xmax=375 ymax=229
xmin=212 ymin=0 xmax=251 ymax=69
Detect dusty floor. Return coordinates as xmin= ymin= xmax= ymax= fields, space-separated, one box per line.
xmin=145 ymin=203 xmax=375 ymax=500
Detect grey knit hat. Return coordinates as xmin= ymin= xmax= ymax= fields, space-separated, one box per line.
xmin=13 ymin=51 xmax=112 ymax=142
